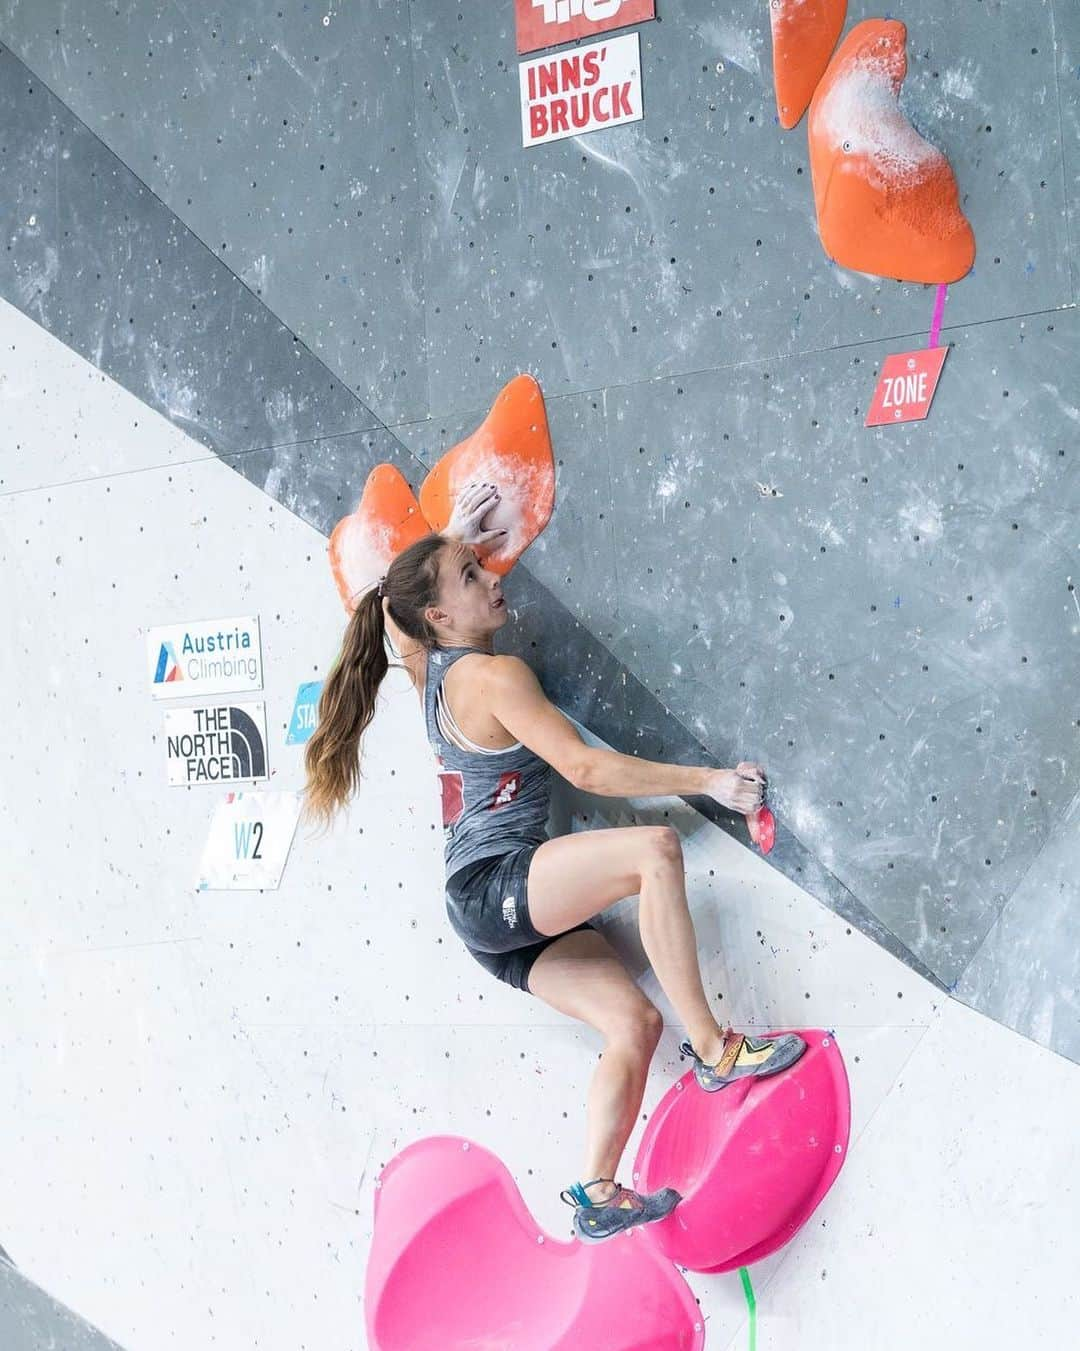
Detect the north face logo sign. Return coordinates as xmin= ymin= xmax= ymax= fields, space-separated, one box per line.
xmin=489 ymin=772 xmax=522 ymax=810
xmin=502 ymin=895 xmax=518 ymax=929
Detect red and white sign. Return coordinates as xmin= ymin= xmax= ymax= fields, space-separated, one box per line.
xmin=515 ymin=0 xmax=655 ymax=56
xmin=865 ymin=347 xmax=949 ymax=427
xmin=521 ymin=30 xmax=642 ymax=147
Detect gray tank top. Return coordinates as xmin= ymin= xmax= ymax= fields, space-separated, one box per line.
xmin=423 ymin=645 xmax=552 ymax=882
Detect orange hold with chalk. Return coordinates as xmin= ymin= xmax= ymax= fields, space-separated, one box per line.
xmin=808 ymin=19 xmax=975 ymax=284
xmin=769 ymin=0 xmax=847 ymax=130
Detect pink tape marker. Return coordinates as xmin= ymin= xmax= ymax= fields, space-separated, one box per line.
xmin=928 ymin=283 xmax=948 ymax=348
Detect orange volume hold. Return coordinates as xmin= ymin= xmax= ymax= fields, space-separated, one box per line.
xmin=419 ymin=373 xmax=555 ymax=579
xmin=808 ymin=19 xmax=975 ymax=284
xmin=328 ymin=464 xmax=429 ymax=614
xmin=769 ymin=0 xmax=847 ymax=131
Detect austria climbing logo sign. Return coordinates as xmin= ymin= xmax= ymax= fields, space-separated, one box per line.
xmin=515 ymin=0 xmax=655 ymax=56
xmin=146 ymin=615 xmax=263 ymax=700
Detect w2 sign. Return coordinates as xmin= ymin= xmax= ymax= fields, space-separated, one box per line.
xmin=865 ymin=347 xmax=949 ymax=426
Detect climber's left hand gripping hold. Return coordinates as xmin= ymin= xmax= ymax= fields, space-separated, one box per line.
xmin=443 ymin=480 xmax=508 ymax=549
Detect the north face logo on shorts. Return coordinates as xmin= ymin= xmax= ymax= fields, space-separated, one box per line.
xmin=502 ymin=895 xmax=518 ymax=929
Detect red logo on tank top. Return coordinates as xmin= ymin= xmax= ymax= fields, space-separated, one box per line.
xmin=489 ymin=771 xmax=522 ymax=810
xmin=434 ymin=753 xmax=464 ymax=829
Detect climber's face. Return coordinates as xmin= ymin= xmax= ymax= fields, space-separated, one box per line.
xmin=426 ymin=542 xmax=507 ymax=648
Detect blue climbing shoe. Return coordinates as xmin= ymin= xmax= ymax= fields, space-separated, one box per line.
xmin=679 ymin=1028 xmax=807 ymax=1092
xmin=560 ymin=1177 xmax=681 ymax=1244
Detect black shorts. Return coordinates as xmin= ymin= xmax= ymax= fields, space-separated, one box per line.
xmin=445 ymin=841 xmax=596 ymax=994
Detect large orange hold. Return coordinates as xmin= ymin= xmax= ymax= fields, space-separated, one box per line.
xmin=327 ymin=374 xmax=556 ymax=612
xmin=769 ymin=0 xmax=846 ymax=130
xmin=328 ymin=464 xmax=429 ymax=614
xmin=808 ymin=19 xmax=975 ymax=283
xmin=418 ymin=373 xmax=555 ymax=579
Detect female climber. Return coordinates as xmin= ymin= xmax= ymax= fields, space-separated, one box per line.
xmin=302 ymin=480 xmax=806 ymax=1245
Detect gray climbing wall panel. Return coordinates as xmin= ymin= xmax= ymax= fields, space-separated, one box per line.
xmin=0 ymin=1253 xmax=127 ymax=1351
xmin=0 ymin=0 xmax=1075 ymax=1064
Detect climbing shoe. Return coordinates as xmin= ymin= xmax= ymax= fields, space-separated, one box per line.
xmin=560 ymin=1177 xmax=681 ymax=1244
xmin=679 ymin=1029 xmax=807 ymax=1092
